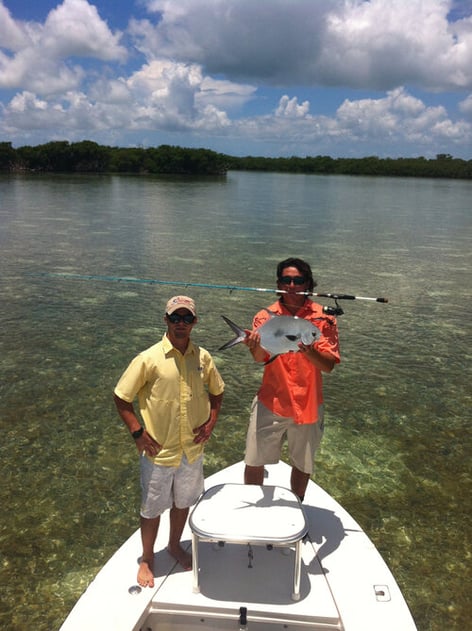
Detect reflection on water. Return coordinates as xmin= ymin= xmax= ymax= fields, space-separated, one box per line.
xmin=0 ymin=172 xmax=470 ymax=630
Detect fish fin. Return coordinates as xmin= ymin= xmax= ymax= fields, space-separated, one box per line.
xmin=218 ymin=315 xmax=247 ymax=351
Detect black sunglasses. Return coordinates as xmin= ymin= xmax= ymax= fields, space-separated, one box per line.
xmin=279 ymin=275 xmax=307 ymax=286
xmin=166 ymin=313 xmax=196 ymax=324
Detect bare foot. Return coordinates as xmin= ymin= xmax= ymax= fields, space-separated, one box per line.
xmin=137 ymin=558 xmax=155 ymax=588
xmin=167 ymin=545 xmax=192 ymax=570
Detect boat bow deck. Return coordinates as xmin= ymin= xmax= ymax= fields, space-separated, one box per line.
xmin=59 ymin=460 xmax=417 ymax=631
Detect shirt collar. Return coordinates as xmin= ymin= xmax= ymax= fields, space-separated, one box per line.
xmin=277 ymin=297 xmax=309 ymax=314
xmin=162 ymin=333 xmax=196 ymax=356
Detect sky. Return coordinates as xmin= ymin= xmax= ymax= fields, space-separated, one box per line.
xmin=1 ymin=0 xmax=472 ymax=158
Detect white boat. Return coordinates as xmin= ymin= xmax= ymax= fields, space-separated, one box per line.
xmin=59 ymin=461 xmax=417 ymax=630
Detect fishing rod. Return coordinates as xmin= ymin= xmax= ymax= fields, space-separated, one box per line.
xmin=32 ymin=272 xmax=284 ymax=294
xmin=32 ymin=272 xmax=388 ymax=315
xmin=303 ymin=292 xmax=388 ymax=316
xmin=307 ymin=292 xmax=388 ymax=303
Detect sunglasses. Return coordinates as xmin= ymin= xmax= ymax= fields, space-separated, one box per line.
xmin=166 ymin=313 xmax=196 ymax=324
xmin=279 ymin=276 xmax=307 ymax=286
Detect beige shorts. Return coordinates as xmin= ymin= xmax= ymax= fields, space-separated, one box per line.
xmin=244 ymin=397 xmax=324 ymax=475
xmin=140 ymin=453 xmax=204 ymax=519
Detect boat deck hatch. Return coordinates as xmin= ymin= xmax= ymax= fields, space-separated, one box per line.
xmin=189 ymin=483 xmax=308 ymax=601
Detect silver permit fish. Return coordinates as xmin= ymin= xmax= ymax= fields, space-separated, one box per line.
xmin=219 ymin=314 xmax=321 ymax=356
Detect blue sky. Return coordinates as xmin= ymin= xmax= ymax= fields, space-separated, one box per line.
xmin=1 ymin=0 xmax=471 ymax=158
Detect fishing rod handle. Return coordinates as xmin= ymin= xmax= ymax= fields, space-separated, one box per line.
xmin=300 ymin=291 xmax=388 ymax=303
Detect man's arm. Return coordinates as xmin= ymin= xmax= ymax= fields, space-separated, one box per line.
xmin=298 ymin=344 xmax=337 ymax=372
xmin=113 ymin=394 xmax=161 ymax=456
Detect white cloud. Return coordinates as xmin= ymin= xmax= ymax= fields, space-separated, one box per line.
xmin=0 ymin=3 xmax=29 ymax=50
xmin=316 ymin=0 xmax=472 ymax=90
xmin=0 ymin=0 xmax=126 ymax=95
xmin=1 ymin=59 xmax=234 ymax=137
xmin=122 ymin=60 xmax=247 ymax=130
xmin=135 ymin=0 xmax=472 ymax=91
xmin=0 ymin=47 xmax=84 ymax=93
xmin=5 ymin=91 xmax=65 ymax=131
xmin=336 ymin=88 xmax=430 ymax=136
xmin=89 ymin=78 xmax=132 ymax=105
xmin=0 ymin=0 xmax=471 ymax=157
xmin=459 ymin=93 xmax=472 ymax=117
xmin=9 ymin=91 xmax=48 ymax=114
xmin=431 ymin=117 xmax=472 ymax=140
xmin=199 ymin=77 xmax=256 ymax=112
xmin=2 ymin=81 xmax=471 ymax=156
xmin=276 ymin=96 xmax=310 ymax=118
xmin=124 ymin=61 xmax=205 ymax=129
xmin=133 ymin=0 xmax=329 ymax=83
xmin=41 ymin=0 xmax=126 ymax=61
xmin=230 ymin=88 xmax=472 ymax=155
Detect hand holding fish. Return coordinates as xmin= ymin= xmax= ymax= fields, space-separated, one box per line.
xmin=298 ymin=341 xmax=313 ymax=353
xmin=243 ymin=329 xmax=259 ymax=349
xmin=297 ymin=339 xmax=320 ymax=360
xmin=243 ymin=329 xmax=270 ymax=362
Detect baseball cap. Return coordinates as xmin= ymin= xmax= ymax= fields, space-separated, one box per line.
xmin=165 ymin=295 xmax=196 ymax=316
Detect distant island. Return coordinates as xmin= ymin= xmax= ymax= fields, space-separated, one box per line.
xmin=0 ymin=140 xmax=470 ymax=179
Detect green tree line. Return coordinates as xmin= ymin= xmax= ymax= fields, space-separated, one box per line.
xmin=225 ymin=153 xmax=472 ymax=179
xmin=0 ymin=140 xmax=471 ymax=179
xmin=0 ymin=141 xmax=228 ymax=175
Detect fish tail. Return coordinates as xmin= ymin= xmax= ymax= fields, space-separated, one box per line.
xmin=218 ymin=315 xmax=247 ymax=351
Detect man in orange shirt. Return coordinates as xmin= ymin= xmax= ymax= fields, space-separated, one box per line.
xmin=244 ymin=258 xmax=340 ymax=500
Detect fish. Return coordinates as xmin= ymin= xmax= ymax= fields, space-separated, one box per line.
xmin=218 ymin=313 xmax=321 ymax=356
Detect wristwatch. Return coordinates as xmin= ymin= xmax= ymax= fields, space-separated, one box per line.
xmin=132 ymin=427 xmax=144 ymax=440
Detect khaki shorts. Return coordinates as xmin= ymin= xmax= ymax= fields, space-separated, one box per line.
xmin=140 ymin=453 xmax=204 ymax=519
xmin=244 ymin=397 xmax=324 ymax=475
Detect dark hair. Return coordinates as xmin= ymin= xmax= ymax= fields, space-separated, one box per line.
xmin=276 ymin=257 xmax=317 ymax=292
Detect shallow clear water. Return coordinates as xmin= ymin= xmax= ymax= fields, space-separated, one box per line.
xmin=0 ymin=172 xmax=470 ymax=630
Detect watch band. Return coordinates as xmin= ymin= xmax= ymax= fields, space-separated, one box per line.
xmin=132 ymin=427 xmax=144 ymax=440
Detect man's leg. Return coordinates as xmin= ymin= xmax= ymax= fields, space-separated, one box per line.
xmin=244 ymin=398 xmax=287 ymax=486
xmin=288 ymin=409 xmax=324 ymax=501
xmin=138 ymin=515 xmax=160 ymax=587
xmin=167 ymin=505 xmax=192 ymax=569
xmin=244 ymin=464 xmax=265 ymax=485
xmin=290 ymin=466 xmax=310 ymax=502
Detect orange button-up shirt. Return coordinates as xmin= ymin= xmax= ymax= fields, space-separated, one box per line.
xmin=254 ymin=300 xmax=340 ymax=424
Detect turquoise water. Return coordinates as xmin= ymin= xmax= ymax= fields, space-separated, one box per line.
xmin=0 ymin=172 xmax=470 ymax=630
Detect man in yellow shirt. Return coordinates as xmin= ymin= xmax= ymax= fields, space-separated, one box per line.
xmin=114 ymin=296 xmax=224 ymax=588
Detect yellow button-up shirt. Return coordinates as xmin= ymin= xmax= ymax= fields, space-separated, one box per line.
xmin=114 ymin=334 xmax=225 ymax=466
